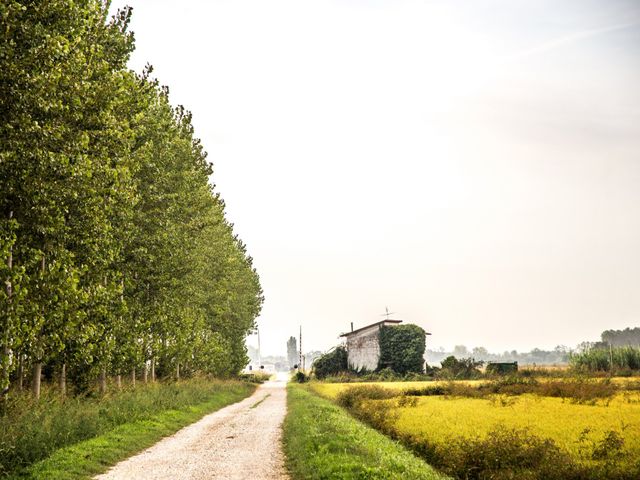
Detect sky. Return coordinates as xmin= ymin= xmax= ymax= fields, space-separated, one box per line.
xmin=109 ymin=0 xmax=640 ymax=357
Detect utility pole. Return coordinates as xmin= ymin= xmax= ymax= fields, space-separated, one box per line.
xmin=299 ymin=326 xmax=302 ymax=372
xmin=257 ymin=326 xmax=262 ymax=367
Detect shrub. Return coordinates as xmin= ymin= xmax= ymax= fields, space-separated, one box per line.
xmin=426 ymin=427 xmax=578 ymax=480
xmin=438 ymin=356 xmax=484 ymax=379
xmin=294 ymin=371 xmax=308 ymax=383
xmin=591 ymin=430 xmax=625 ymax=461
xmin=362 ymin=367 xmax=401 ymax=381
xmin=537 ymin=379 xmax=618 ymax=403
xmin=313 ymin=346 xmax=348 ymax=379
xmin=486 ymin=362 xmax=518 ymax=376
xmin=335 ymin=385 xmax=397 ymax=409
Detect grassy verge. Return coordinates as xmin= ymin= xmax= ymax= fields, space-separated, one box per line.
xmin=3 ymin=379 xmax=255 ymax=479
xmin=283 ymin=384 xmax=448 ymax=480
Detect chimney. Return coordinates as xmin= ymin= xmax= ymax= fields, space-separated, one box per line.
xmin=351 ymin=322 xmax=354 ymax=332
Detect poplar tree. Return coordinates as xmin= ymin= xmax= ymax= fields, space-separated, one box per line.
xmin=0 ymin=0 xmax=264 ymax=396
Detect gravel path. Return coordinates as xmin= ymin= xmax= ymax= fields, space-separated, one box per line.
xmin=95 ymin=376 xmax=290 ymax=480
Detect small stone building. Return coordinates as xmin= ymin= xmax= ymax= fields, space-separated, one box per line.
xmin=340 ymin=320 xmax=403 ymax=371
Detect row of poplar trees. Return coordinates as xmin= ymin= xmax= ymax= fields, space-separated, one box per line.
xmin=0 ymin=1 xmax=263 ymax=397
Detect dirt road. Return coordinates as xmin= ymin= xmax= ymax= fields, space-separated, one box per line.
xmin=95 ymin=376 xmax=289 ymax=480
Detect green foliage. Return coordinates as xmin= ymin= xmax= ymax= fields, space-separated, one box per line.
xmin=312 ymin=346 xmax=348 ymax=379
xmin=283 ymin=385 xmax=447 ymax=480
xmin=0 ymin=0 xmax=263 ymax=394
xmin=0 ymin=379 xmax=254 ymax=476
xmin=335 ymin=385 xmax=397 ymax=410
xmin=485 ymin=362 xmax=518 ymax=375
xmin=570 ymin=346 xmax=640 ymax=373
xmin=378 ymin=324 xmax=426 ymax=374
xmin=438 ymin=356 xmax=484 ymax=379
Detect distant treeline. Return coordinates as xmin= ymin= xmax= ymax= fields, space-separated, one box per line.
xmin=1 ymin=1 xmax=263 ymax=397
xmin=427 ymin=327 xmax=640 ymax=367
xmin=426 ymin=345 xmax=570 ymax=366
xmin=600 ymin=328 xmax=640 ymax=347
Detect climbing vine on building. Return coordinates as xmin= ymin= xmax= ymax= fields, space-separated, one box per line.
xmin=378 ymin=324 xmax=426 ymax=374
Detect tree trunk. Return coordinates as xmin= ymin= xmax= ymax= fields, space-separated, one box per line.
xmin=176 ymin=362 xmax=180 ymax=380
xmin=17 ymin=355 xmax=23 ymax=391
xmin=150 ymin=358 xmax=155 ymax=382
xmin=131 ymin=367 xmax=136 ymax=387
xmin=32 ymin=253 xmax=45 ymax=400
xmin=59 ymin=363 xmax=66 ymax=397
xmin=32 ymin=362 xmax=42 ymax=399
xmin=2 ymin=211 xmax=13 ymax=405
xmin=116 ymin=374 xmax=122 ymax=389
xmin=99 ymin=367 xmax=107 ymax=395
xmin=143 ymin=362 xmax=148 ymax=383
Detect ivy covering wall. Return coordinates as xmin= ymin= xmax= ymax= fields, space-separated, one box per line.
xmin=378 ymin=324 xmax=426 ymax=374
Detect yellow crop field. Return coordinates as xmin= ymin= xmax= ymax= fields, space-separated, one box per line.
xmin=312 ymin=377 xmax=640 ymax=400
xmin=394 ymin=393 xmax=640 ymax=461
xmin=311 ymin=379 xmax=640 ymax=476
xmin=311 ymin=380 xmax=483 ymax=399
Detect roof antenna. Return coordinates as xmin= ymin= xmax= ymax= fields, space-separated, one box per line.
xmin=381 ymin=306 xmax=395 ymax=320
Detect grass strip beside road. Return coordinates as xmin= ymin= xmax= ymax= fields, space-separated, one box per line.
xmin=283 ymin=384 xmax=448 ymax=480
xmin=9 ymin=382 xmax=255 ymax=480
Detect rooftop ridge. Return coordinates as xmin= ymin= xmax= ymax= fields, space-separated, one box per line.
xmin=340 ymin=319 xmax=403 ymax=337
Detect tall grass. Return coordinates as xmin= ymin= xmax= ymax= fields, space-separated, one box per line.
xmin=0 ymin=378 xmax=254 ymax=476
xmin=570 ymin=346 xmax=640 ymax=373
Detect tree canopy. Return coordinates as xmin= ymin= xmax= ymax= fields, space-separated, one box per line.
xmin=0 ymin=0 xmax=263 ymax=396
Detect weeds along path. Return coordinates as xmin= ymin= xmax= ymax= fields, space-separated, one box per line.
xmin=95 ymin=377 xmax=289 ymax=480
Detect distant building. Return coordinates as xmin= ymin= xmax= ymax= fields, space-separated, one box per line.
xmin=340 ymin=320 xmax=403 ymax=371
xmin=243 ymin=363 xmax=276 ymax=374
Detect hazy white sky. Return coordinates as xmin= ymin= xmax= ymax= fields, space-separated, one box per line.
xmin=109 ymin=0 xmax=640 ymax=356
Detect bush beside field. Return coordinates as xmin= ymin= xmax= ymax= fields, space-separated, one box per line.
xmin=0 ymin=379 xmax=255 ymax=478
xmin=283 ymin=384 xmax=448 ymax=480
